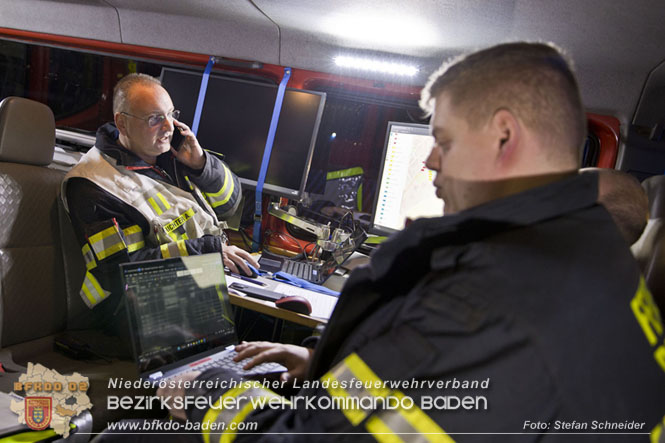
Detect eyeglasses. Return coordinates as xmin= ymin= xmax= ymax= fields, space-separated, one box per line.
xmin=120 ymin=110 xmax=180 ymax=127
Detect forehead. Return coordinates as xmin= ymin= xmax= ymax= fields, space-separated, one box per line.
xmin=127 ymin=83 xmax=173 ymax=114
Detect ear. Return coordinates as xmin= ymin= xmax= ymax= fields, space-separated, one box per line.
xmin=114 ymin=112 xmax=127 ymax=135
xmin=491 ymin=108 xmax=521 ymax=162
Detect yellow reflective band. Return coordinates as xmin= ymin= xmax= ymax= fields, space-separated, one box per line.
xmin=184 ymin=175 xmax=195 ymax=191
xmin=177 ymin=240 xmax=188 ymax=257
xmin=147 ymin=192 xmax=171 ymax=216
xmin=95 ymin=242 xmax=125 ymax=261
xmin=127 ymin=241 xmax=145 ymax=253
xmin=123 ymin=225 xmax=142 ymax=236
xmin=123 ymin=225 xmax=145 ymax=253
xmin=160 ymin=243 xmax=171 ymax=259
xmin=80 ymin=281 xmax=97 ymax=307
xmin=157 ymin=193 xmax=171 ymax=210
xmin=365 ymin=416 xmax=405 ymax=443
xmin=0 ymin=428 xmax=59 ymax=442
xmin=202 ymin=384 xmax=253 ymax=443
xmin=387 ymin=391 xmax=452 ymax=442
xmin=202 ymin=389 xmax=239 ymax=443
xmin=89 ymin=225 xmax=126 ymax=260
xmin=345 ymin=353 xmax=391 ymax=398
xmin=148 ymin=196 xmax=164 ymax=215
xmin=220 ymin=398 xmax=257 ymax=443
xmin=631 ymin=276 xmax=663 ymax=346
xmin=80 ymin=271 xmax=109 ymax=308
xmin=201 ymin=383 xmax=287 ymax=443
xmin=326 ymin=167 xmax=364 ymax=180
xmin=81 ymin=243 xmax=96 ymax=271
xmin=205 ymin=165 xmax=234 ymax=208
xmin=161 ymin=240 xmax=189 ymax=259
xmin=164 ymin=208 xmax=195 ymax=234
xmin=651 ymin=416 xmax=665 ymax=443
xmin=326 ymin=354 xmax=452 ymax=442
xmin=322 ymin=371 xmax=367 ymax=425
xmin=655 ymin=345 xmax=665 ymax=372
xmin=88 ymin=225 xmax=119 ymax=244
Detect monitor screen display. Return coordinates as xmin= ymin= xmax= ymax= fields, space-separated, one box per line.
xmin=160 ymin=68 xmax=326 ymax=200
xmin=370 ymin=122 xmax=443 ymax=236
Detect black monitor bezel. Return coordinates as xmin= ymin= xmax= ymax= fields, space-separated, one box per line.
xmin=159 ymin=67 xmax=326 ymax=201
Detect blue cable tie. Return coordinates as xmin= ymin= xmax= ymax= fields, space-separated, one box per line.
xmin=253 ymin=67 xmax=292 ymax=251
xmin=192 ymin=56 xmax=216 ymax=136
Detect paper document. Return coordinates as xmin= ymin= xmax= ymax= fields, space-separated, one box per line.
xmin=226 ymin=275 xmax=338 ymax=319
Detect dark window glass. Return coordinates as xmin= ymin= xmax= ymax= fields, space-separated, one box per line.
xmin=0 ymin=39 xmax=161 ymax=132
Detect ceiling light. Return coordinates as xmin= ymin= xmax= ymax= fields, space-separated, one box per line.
xmin=334 ymin=56 xmax=419 ymax=77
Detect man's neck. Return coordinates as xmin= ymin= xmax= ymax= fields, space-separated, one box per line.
xmin=450 ymin=171 xmax=578 ymax=213
xmin=117 ymin=135 xmax=156 ymax=165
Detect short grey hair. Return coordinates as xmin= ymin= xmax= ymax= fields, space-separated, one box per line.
xmin=112 ymin=73 xmax=162 ymax=114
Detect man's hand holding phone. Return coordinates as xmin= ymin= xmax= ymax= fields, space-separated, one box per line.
xmin=170 ymin=120 xmax=205 ymax=170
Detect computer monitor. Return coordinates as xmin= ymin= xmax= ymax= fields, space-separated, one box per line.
xmin=370 ymin=122 xmax=443 ymax=236
xmin=160 ymin=68 xmax=326 ymax=200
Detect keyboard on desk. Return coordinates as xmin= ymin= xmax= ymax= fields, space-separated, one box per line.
xmin=161 ymin=348 xmax=285 ymax=381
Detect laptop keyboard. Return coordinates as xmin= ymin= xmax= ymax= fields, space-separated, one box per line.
xmin=166 ymin=349 xmax=286 ymax=381
xmin=282 ymin=260 xmax=324 ymax=284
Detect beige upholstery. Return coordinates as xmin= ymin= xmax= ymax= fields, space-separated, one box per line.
xmin=632 ymin=175 xmax=665 ymax=311
xmin=0 ymin=97 xmax=144 ymax=432
xmin=0 ymin=97 xmax=69 ymax=346
xmin=0 ymin=97 xmax=55 ymax=166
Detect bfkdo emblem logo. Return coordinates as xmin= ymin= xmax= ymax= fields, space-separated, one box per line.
xmin=25 ymin=397 xmax=52 ymax=431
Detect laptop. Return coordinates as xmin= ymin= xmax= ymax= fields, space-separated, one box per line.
xmin=120 ymin=253 xmax=285 ymax=382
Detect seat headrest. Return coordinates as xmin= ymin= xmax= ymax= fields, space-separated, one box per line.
xmin=643 ymin=175 xmax=665 ymax=219
xmin=0 ymin=97 xmax=55 ymax=166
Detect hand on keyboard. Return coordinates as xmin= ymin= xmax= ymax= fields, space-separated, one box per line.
xmin=234 ymin=341 xmax=314 ymax=384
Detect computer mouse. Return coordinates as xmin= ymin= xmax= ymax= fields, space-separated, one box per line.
xmin=275 ymin=296 xmax=312 ymax=315
xmin=243 ymin=262 xmax=260 ymax=278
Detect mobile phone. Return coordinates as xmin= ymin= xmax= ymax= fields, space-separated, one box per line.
xmin=171 ymin=127 xmax=186 ymax=151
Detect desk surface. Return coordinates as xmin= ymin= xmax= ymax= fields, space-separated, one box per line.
xmin=228 ymin=292 xmax=323 ymax=328
xmin=227 ymin=251 xmax=369 ymax=328
xmin=227 ymin=274 xmax=338 ymax=328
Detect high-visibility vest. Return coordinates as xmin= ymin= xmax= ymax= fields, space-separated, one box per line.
xmin=62 ymin=147 xmax=224 ymax=246
xmin=62 ymin=147 xmax=226 ymax=308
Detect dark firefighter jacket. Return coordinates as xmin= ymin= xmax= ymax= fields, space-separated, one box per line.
xmin=188 ymin=172 xmax=665 ymax=442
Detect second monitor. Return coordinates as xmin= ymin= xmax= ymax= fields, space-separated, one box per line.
xmin=161 ymin=68 xmax=326 ymax=201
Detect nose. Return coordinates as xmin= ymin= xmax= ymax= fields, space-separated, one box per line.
xmin=162 ymin=115 xmax=174 ymax=132
xmin=425 ymin=145 xmax=441 ymax=171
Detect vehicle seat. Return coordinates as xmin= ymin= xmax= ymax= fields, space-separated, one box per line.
xmin=632 ymin=175 xmax=665 ymax=312
xmin=0 ymin=96 xmax=69 ymax=347
xmin=0 ymin=97 xmax=149 ymax=433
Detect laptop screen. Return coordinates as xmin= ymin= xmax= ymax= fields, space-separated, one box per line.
xmin=121 ymin=253 xmax=236 ymax=374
